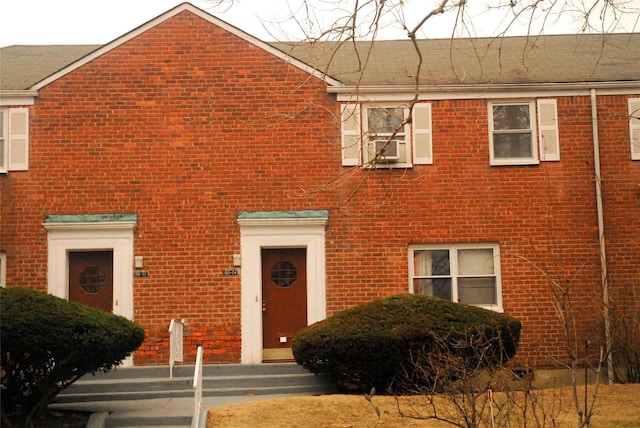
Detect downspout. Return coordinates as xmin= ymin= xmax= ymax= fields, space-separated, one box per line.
xmin=590 ymin=88 xmax=613 ymax=384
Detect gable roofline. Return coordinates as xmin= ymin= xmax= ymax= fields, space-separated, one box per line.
xmin=30 ymin=2 xmax=343 ymax=91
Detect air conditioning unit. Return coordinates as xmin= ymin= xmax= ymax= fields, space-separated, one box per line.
xmin=373 ymin=139 xmax=400 ymax=162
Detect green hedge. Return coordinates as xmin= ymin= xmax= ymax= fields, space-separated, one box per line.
xmin=1 ymin=287 xmax=145 ymax=425
xmin=292 ymin=294 xmax=521 ymax=393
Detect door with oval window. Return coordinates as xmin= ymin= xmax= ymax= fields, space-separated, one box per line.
xmin=261 ymin=248 xmax=307 ymax=361
xmin=69 ymin=251 xmax=114 ymax=313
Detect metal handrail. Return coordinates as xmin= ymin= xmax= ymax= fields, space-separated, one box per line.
xmin=191 ymin=346 xmax=204 ymax=428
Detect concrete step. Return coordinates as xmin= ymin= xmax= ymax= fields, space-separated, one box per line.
xmin=53 ymin=363 xmax=335 ymax=427
xmin=56 ymin=363 xmax=335 ymax=403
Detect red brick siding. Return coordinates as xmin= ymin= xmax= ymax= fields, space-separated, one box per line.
xmin=1 ymin=11 xmax=637 ymax=367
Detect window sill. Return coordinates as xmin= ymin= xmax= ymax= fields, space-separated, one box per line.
xmin=490 ymin=159 xmax=540 ymax=167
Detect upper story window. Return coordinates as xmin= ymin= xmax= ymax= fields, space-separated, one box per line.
xmin=0 ymin=107 xmax=29 ymax=173
xmin=488 ymin=99 xmax=559 ymax=165
xmin=629 ymin=98 xmax=640 ymax=160
xmin=409 ymin=243 xmax=502 ymax=312
xmin=341 ymin=102 xmax=432 ymax=168
xmin=365 ymin=107 xmax=406 ymax=163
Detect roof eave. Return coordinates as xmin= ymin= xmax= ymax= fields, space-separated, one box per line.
xmin=0 ymin=90 xmax=38 ymax=106
xmin=329 ymin=80 xmax=640 ymax=101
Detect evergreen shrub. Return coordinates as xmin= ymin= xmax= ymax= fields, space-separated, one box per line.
xmin=292 ymin=294 xmax=521 ymax=393
xmin=1 ymin=287 xmax=145 ymax=425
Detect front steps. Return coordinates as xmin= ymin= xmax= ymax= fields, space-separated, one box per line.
xmin=53 ymin=363 xmax=336 ymax=427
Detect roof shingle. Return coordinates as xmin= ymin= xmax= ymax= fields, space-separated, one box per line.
xmin=1 ymin=33 xmax=638 ymax=91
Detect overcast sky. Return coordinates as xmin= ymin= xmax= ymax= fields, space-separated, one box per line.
xmin=1 ymin=0 xmax=638 ymax=47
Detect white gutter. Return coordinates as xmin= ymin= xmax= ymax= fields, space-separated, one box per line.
xmin=328 ymin=80 xmax=640 ymax=95
xmin=330 ymin=81 xmax=640 ymax=102
xmin=590 ymin=88 xmax=613 ymax=384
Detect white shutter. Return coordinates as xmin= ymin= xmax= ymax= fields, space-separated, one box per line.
xmin=537 ymin=99 xmax=559 ymax=161
xmin=8 ymin=108 xmax=29 ymax=171
xmin=0 ymin=111 xmax=6 ymax=173
xmin=412 ymin=103 xmax=432 ymax=164
xmin=341 ymin=103 xmax=361 ymax=166
xmin=629 ymin=98 xmax=640 ymax=160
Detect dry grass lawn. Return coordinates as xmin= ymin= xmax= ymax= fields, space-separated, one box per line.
xmin=208 ymin=384 xmax=640 ymax=427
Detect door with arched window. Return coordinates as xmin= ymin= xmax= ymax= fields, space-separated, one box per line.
xmin=68 ymin=251 xmax=114 ymax=312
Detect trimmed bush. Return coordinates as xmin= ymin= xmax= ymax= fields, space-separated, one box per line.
xmin=1 ymin=287 xmax=145 ymax=426
xmin=292 ymin=294 xmax=521 ymax=393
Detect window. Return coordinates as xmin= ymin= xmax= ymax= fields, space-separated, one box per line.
xmin=489 ymin=101 xmax=537 ymax=165
xmin=365 ymin=106 xmax=406 ymax=163
xmin=629 ymin=98 xmax=640 ymax=160
xmin=341 ymin=102 xmax=432 ymax=167
xmin=488 ymin=99 xmax=559 ymax=165
xmin=409 ymin=244 xmax=502 ymax=311
xmin=0 ymin=107 xmax=29 ymax=173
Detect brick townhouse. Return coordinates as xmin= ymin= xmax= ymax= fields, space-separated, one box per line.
xmin=1 ymin=3 xmax=638 ymax=372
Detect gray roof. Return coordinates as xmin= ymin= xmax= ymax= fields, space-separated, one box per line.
xmin=0 ymin=45 xmax=101 ymax=90
xmin=1 ymin=33 xmax=638 ymax=91
xmin=273 ymin=33 xmax=640 ymax=86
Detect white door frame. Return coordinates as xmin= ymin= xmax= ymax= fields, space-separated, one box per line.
xmin=44 ymin=216 xmax=136 ymax=321
xmin=238 ymin=211 xmax=328 ymax=364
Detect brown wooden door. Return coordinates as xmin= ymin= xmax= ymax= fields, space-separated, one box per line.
xmin=69 ymin=251 xmax=114 ymax=312
xmin=262 ymin=248 xmax=307 ymax=361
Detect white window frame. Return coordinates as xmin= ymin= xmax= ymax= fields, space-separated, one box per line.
xmin=629 ymin=98 xmax=640 ymax=160
xmin=408 ymin=243 xmax=503 ymax=312
xmin=489 ymin=100 xmax=539 ymax=166
xmin=363 ymin=104 xmax=411 ymax=167
xmin=341 ymin=102 xmax=432 ymax=168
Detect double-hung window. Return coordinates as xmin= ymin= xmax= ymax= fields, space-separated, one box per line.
xmin=365 ymin=106 xmax=406 ymax=164
xmin=488 ymin=99 xmax=559 ymax=165
xmin=341 ymin=102 xmax=432 ymax=167
xmin=489 ymin=101 xmax=538 ymax=165
xmin=409 ymin=244 xmax=502 ymax=311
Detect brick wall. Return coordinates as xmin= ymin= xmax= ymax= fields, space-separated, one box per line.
xmin=1 ymin=10 xmax=637 ymax=367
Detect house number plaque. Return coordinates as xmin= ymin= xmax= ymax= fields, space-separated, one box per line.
xmin=134 ymin=271 xmax=149 ymax=277
xmin=223 ymin=270 xmax=239 ymax=276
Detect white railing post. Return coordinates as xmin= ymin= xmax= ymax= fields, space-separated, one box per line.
xmin=191 ymin=346 xmax=204 ymax=428
xmin=169 ymin=319 xmax=184 ymax=378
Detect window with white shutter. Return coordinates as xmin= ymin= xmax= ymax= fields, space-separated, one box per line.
xmin=489 ymin=99 xmax=559 ymax=165
xmin=340 ymin=102 xmax=432 ymax=168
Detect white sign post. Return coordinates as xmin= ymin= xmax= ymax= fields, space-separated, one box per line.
xmin=169 ymin=319 xmax=184 ymax=378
